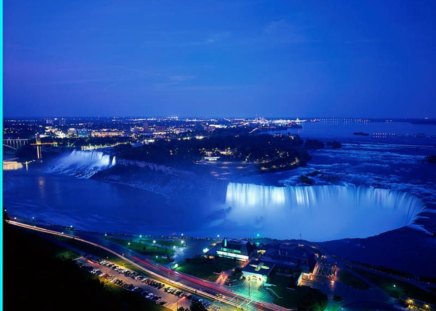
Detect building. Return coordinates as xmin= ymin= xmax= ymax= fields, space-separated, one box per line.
xmin=254 ymin=243 xmax=317 ymax=273
xmin=215 ymin=239 xmax=254 ymax=261
xmin=91 ymin=130 xmax=125 ymax=138
xmin=77 ymin=129 xmax=91 ymax=138
xmin=67 ymin=128 xmax=77 ymax=137
xmin=242 ymin=259 xmax=273 ymax=283
xmin=242 ymin=243 xmax=319 ymax=286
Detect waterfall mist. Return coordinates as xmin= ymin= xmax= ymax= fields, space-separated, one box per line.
xmin=48 ymin=150 xmax=116 ymax=178
xmin=224 ymin=183 xmax=425 ymax=241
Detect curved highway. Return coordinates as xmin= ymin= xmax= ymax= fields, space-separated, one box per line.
xmin=7 ymin=220 xmax=290 ymax=311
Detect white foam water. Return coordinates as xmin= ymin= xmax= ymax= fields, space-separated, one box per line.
xmin=224 ymin=183 xmax=425 ymax=241
xmin=48 ymin=150 xmax=116 ymax=178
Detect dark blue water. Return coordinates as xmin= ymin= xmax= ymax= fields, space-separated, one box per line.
xmin=4 ymin=170 xmax=216 ymax=235
xmin=279 ymin=119 xmax=436 ymax=142
xmin=4 ymin=121 xmax=436 ymax=240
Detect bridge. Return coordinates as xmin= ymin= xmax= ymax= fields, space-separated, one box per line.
xmin=3 ymin=138 xmax=29 ymax=150
xmin=4 ymin=136 xmax=58 ymax=159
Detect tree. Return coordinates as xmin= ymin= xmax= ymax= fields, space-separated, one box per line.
xmin=190 ymin=300 xmax=207 ymax=311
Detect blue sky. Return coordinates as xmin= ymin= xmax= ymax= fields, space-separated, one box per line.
xmin=4 ymin=0 xmax=436 ymax=118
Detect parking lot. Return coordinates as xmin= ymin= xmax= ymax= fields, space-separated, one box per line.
xmin=77 ymin=256 xmax=221 ymax=310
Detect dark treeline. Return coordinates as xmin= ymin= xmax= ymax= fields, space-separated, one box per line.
xmin=114 ymin=134 xmax=310 ymax=171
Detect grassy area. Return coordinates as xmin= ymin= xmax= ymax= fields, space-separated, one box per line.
xmin=176 ymin=256 xmax=241 ymax=281
xmin=268 ymin=275 xmax=328 ymax=310
xmin=338 ymin=270 xmax=370 ymax=290
xmin=60 ymin=236 xmax=172 ymax=270
xmin=136 ymin=237 xmax=182 ymax=247
xmin=107 ymin=237 xmax=175 ymax=258
xmin=152 ymin=256 xmax=174 ymax=264
xmin=55 ymin=249 xmax=80 ymax=261
xmin=5 ymin=224 xmax=169 ymax=311
xmin=277 ymin=286 xmax=327 ymax=311
xmin=354 ymin=268 xmax=436 ymax=304
xmin=59 ymin=236 xmax=116 ymax=258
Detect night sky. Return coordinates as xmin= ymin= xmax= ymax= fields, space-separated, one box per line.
xmin=5 ymin=0 xmax=436 ymax=118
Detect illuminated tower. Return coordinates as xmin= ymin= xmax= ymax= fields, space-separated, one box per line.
xmin=35 ymin=133 xmax=42 ymax=159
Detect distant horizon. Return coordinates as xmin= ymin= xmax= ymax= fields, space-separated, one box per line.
xmin=3 ymin=115 xmax=436 ymax=120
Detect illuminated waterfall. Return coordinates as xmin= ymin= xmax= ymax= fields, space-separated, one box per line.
xmin=48 ymin=150 xmax=116 ymax=178
xmin=224 ymin=183 xmax=425 ymax=241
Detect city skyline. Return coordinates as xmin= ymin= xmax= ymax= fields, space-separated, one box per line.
xmin=5 ymin=0 xmax=436 ymax=118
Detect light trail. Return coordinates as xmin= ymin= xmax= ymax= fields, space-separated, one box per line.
xmin=7 ymin=220 xmax=290 ymax=311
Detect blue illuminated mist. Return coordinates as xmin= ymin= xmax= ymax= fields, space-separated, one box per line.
xmin=224 ymin=183 xmax=425 ymax=241
xmin=48 ymin=150 xmax=116 ymax=178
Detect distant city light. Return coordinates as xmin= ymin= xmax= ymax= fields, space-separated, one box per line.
xmin=153 ymin=240 xmax=156 ymax=244
xmin=203 ymin=248 xmax=209 ymax=253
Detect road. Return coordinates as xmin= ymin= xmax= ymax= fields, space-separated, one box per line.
xmin=7 ymin=220 xmax=290 ymax=311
